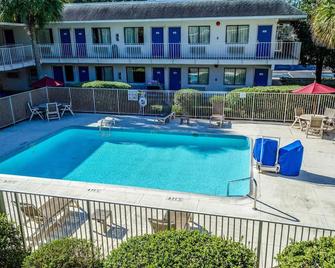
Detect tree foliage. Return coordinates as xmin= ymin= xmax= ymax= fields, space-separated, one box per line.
xmin=0 ymin=213 xmax=27 ymax=268
xmin=311 ymin=0 xmax=335 ymax=49
xmin=290 ymin=0 xmax=335 ymax=82
xmin=0 ymin=0 xmax=65 ymax=78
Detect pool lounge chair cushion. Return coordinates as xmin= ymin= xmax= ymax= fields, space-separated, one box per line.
xmin=278 ymin=140 xmax=304 ymax=176
xmin=253 ymin=138 xmax=278 ymax=167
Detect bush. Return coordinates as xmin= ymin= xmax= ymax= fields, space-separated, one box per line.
xmin=81 ymin=80 xmax=131 ymax=89
xmin=172 ymin=88 xmax=201 ymax=116
xmin=276 ymin=236 xmax=335 ymax=268
xmin=231 ymin=85 xmax=300 ymax=93
xmin=104 ymin=230 xmax=256 ymax=268
xmin=0 ymin=213 xmax=27 ymax=268
xmin=22 ymin=238 xmax=102 ymax=268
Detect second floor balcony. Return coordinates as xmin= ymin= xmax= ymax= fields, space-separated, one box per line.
xmin=0 ymin=45 xmax=35 ymax=72
xmin=38 ymin=42 xmax=301 ymax=65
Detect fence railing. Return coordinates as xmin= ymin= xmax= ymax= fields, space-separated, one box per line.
xmin=0 ymin=189 xmax=334 ymax=268
xmin=38 ymin=42 xmax=301 ymax=61
xmin=0 ymin=45 xmax=34 ymax=71
xmin=1 ymin=87 xmax=335 ymax=129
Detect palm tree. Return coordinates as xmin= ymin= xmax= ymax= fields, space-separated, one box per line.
xmin=0 ymin=0 xmax=64 ymax=78
xmin=311 ymin=0 xmax=335 ymax=49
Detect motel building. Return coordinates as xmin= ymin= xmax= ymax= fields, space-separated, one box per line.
xmin=0 ymin=0 xmax=305 ymax=92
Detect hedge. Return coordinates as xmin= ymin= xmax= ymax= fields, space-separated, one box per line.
xmin=104 ymin=230 xmax=256 ymax=268
xmin=276 ymin=236 xmax=335 ymax=268
xmin=81 ymin=81 xmax=132 ymax=89
xmin=231 ymin=85 xmax=300 ymax=93
xmin=22 ymin=238 xmax=102 ymax=268
xmin=172 ymin=88 xmax=201 ymax=116
xmin=0 ymin=213 xmax=27 ymax=268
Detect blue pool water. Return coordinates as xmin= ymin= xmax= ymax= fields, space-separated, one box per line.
xmin=0 ymin=128 xmax=251 ymax=196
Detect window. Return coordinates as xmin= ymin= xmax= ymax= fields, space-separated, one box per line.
xmin=37 ymin=29 xmax=54 ymax=43
xmin=96 ymin=66 xmax=114 ymax=81
xmin=124 ymin=27 xmax=144 ymax=44
xmin=224 ymin=68 xmax=246 ymax=85
xmin=188 ymin=67 xmax=209 ymax=85
xmin=92 ymin=28 xmax=111 ymax=44
xmin=188 ymin=26 xmax=210 ymax=44
xmin=126 ymin=67 xmax=145 ymax=83
xmin=6 ymin=72 xmax=19 ymax=79
xmin=226 ymin=25 xmax=249 ymax=44
xmin=65 ymin=66 xmax=74 ymax=81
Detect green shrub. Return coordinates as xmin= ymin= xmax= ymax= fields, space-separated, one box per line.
xmin=231 ymin=85 xmax=300 ymax=93
xmin=173 ymin=88 xmax=201 ymax=116
xmin=0 ymin=213 xmax=27 ymax=268
xmin=22 ymin=238 xmax=102 ymax=268
xmin=276 ymin=236 xmax=335 ymax=268
xmin=104 ymin=230 xmax=256 ymax=268
xmin=81 ymin=80 xmax=131 ymax=89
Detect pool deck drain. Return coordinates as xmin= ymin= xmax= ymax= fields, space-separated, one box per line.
xmin=0 ymin=114 xmax=334 ymax=229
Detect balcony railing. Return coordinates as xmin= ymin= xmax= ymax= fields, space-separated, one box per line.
xmin=0 ymin=45 xmax=34 ymax=71
xmin=38 ymin=42 xmax=301 ymax=61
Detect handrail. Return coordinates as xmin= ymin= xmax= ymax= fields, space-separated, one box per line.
xmin=252 ymin=177 xmax=258 ymax=210
xmin=227 ymin=177 xmax=250 ymax=196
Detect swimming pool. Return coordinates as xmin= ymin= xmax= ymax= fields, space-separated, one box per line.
xmin=0 ymin=128 xmax=251 ymax=197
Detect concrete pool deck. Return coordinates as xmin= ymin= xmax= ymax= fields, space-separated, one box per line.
xmin=0 ymin=114 xmax=334 ymax=229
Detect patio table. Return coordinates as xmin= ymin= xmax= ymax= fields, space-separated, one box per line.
xmin=36 ymin=102 xmax=62 ymax=110
xmin=299 ymin=114 xmax=327 ymax=122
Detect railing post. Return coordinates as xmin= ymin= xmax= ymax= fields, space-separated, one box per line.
xmin=45 ymin=87 xmax=49 ymax=102
xmin=0 ymin=191 xmax=5 ymax=214
xmin=14 ymin=193 xmax=26 ymax=251
xmin=316 ymin=94 xmax=321 ymax=114
xmin=92 ymin=88 xmax=96 ymax=113
xmin=9 ymin=97 xmax=15 ymax=125
xmin=116 ymin=89 xmax=120 ymax=114
xmin=283 ymin=93 xmax=289 ymax=123
xmin=256 ymin=221 xmax=263 ymax=268
xmin=86 ymin=200 xmax=94 ymax=251
xmin=251 ymin=93 xmax=255 ymax=121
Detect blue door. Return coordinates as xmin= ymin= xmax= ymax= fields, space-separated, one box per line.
xmin=169 ymin=68 xmax=181 ymax=90
xmin=152 ymin=27 xmax=164 ymax=58
xmin=79 ymin=66 xmax=89 ymax=82
xmin=254 ymin=69 xmax=269 ymax=86
xmin=53 ymin=66 xmax=64 ymax=83
xmin=75 ymin=28 xmax=87 ymax=58
xmin=256 ymin=25 xmax=272 ymax=58
xmin=60 ymin=29 xmax=72 ymax=57
xmin=4 ymin=30 xmax=15 ymax=44
xmin=169 ymin=27 xmax=181 ymax=58
xmin=153 ymin=68 xmax=165 ymax=88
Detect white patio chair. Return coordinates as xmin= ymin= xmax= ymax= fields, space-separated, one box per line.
xmin=60 ymin=102 xmax=74 ymax=117
xmin=27 ymin=102 xmax=44 ymax=121
xmin=306 ymin=116 xmax=326 ymax=138
xmin=323 ymin=107 xmax=335 ymax=129
xmin=46 ymin=102 xmax=60 ymax=121
xmin=291 ymin=107 xmax=305 ymax=129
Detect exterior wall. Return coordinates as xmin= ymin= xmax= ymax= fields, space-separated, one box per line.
xmin=47 ymin=17 xmax=278 ymax=47
xmin=0 ymin=68 xmax=32 ymax=91
xmin=0 ymin=26 xmax=30 ymax=45
xmin=41 ymin=63 xmax=272 ymax=91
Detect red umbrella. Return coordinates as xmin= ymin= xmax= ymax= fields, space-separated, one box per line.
xmin=32 ymin=76 xmax=64 ymax=89
xmin=292 ymin=82 xmax=335 ymax=94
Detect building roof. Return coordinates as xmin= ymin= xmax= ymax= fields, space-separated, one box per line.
xmin=61 ymin=0 xmax=306 ymax=22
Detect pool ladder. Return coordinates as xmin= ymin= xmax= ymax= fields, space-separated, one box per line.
xmin=226 ymin=177 xmax=258 ymax=210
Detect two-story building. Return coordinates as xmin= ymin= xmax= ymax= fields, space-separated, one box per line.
xmin=0 ymin=0 xmax=306 ymax=92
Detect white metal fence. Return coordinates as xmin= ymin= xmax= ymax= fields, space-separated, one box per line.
xmin=38 ymin=42 xmax=301 ymax=61
xmin=0 ymin=189 xmax=334 ymax=268
xmin=0 ymin=45 xmax=34 ymax=71
xmin=1 ymin=87 xmax=335 ymax=129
